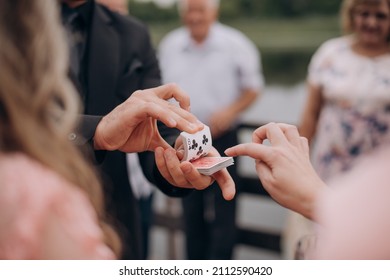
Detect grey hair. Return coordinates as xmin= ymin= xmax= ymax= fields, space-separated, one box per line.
xmin=177 ymin=0 xmax=220 ymax=15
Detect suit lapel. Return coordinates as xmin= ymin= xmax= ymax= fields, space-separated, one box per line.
xmin=86 ymin=4 xmax=120 ymax=114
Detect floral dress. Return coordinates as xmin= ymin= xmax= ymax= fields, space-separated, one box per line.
xmin=308 ymin=36 xmax=390 ymax=182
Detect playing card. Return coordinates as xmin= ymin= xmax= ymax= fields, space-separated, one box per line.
xmin=179 ymin=125 xmax=235 ymax=175
xmin=191 ymin=156 xmax=234 ymax=175
xmin=180 ymin=125 xmax=212 ymax=162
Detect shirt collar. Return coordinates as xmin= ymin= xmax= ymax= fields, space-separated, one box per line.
xmin=61 ymin=0 xmax=93 ymax=27
xmin=77 ymin=0 xmax=93 ymax=26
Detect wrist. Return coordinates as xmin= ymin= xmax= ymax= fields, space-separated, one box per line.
xmin=302 ymin=176 xmax=327 ymax=221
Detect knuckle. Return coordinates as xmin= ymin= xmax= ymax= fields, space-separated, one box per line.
xmin=132 ymin=89 xmax=143 ymax=98
xmin=166 ymin=82 xmax=178 ymax=91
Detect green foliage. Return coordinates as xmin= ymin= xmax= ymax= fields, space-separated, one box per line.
xmin=128 ymin=0 xmax=342 ymax=85
xmin=218 ymin=0 xmax=241 ymax=19
xmin=308 ymin=0 xmax=342 ymax=15
xmin=130 ymin=0 xmax=341 ymax=21
xmin=129 ymin=0 xmax=179 ymax=21
xmin=263 ymin=51 xmax=313 ymax=85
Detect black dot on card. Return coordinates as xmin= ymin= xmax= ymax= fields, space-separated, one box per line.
xmin=191 ymin=139 xmax=198 ymax=150
xmin=197 ymin=146 xmax=204 ymax=155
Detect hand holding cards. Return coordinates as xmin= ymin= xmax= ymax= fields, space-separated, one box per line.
xmin=180 ymin=125 xmax=234 ymax=175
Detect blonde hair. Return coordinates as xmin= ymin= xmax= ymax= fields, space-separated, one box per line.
xmin=0 ymin=0 xmax=121 ymax=256
xmin=341 ymin=0 xmax=390 ymax=34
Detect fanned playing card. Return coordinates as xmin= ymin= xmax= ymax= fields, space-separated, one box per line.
xmin=180 ymin=125 xmax=234 ymax=175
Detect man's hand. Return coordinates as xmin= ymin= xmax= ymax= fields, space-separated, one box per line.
xmin=93 ymin=84 xmax=203 ymax=153
xmin=155 ymin=146 xmax=236 ymax=201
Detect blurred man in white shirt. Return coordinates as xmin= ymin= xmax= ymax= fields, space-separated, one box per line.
xmin=159 ymin=0 xmax=264 ymax=259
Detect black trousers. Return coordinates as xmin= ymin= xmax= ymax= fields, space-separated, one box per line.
xmin=181 ymin=129 xmax=241 ymax=260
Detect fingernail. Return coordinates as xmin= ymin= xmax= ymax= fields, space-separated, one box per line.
xmin=188 ymin=123 xmax=197 ymax=130
xmin=168 ymin=117 xmax=177 ymax=126
xmin=224 ymin=189 xmax=236 ymax=201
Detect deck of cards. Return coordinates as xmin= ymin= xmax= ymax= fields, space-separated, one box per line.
xmin=179 ymin=125 xmax=234 ymax=175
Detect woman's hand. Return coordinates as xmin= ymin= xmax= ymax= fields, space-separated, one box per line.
xmin=225 ymin=122 xmax=326 ymax=220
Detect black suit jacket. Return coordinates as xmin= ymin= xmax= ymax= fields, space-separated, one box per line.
xmin=67 ymin=2 xmax=189 ymax=259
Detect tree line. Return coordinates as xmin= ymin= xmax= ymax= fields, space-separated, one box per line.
xmin=129 ymin=0 xmax=341 ymax=22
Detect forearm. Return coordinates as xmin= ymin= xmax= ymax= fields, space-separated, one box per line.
xmin=299 ymin=83 xmax=323 ymax=143
xmin=227 ymin=88 xmax=259 ymax=116
xmin=299 ymin=176 xmax=327 ymax=222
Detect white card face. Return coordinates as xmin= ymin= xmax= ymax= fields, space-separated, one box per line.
xmin=180 ymin=125 xmax=212 ymax=162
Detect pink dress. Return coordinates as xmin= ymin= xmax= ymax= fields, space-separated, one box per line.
xmin=0 ymin=153 xmax=115 ymax=259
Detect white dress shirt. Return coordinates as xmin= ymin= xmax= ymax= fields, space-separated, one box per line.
xmin=158 ymin=22 xmax=264 ymax=125
xmin=127 ymin=153 xmax=154 ymax=199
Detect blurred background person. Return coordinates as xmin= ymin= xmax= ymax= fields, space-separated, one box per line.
xmin=283 ymin=0 xmax=390 ymax=259
xmin=158 ymin=0 xmax=264 ymax=259
xmin=98 ymin=0 xmax=156 ymax=260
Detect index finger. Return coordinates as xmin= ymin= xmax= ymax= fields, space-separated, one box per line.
xmin=252 ymin=123 xmax=297 ymax=146
xmin=225 ymin=143 xmax=273 ymax=163
xmin=153 ymin=83 xmax=191 ymax=112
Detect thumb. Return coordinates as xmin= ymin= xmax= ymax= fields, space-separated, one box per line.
xmin=148 ymin=133 xmax=172 ymax=151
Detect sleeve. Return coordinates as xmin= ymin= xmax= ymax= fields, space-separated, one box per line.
xmin=307 ymin=39 xmax=336 ymax=87
xmin=136 ymin=23 xmax=162 ymax=90
xmin=74 ymin=115 xmax=102 ymax=145
xmin=69 ymin=115 xmax=106 ymax=163
xmin=234 ymin=33 xmax=265 ymax=92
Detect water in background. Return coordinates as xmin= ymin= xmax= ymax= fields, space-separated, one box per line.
xmin=239 ymin=82 xmax=306 ymax=177
xmin=242 ymin=82 xmax=306 ymax=125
